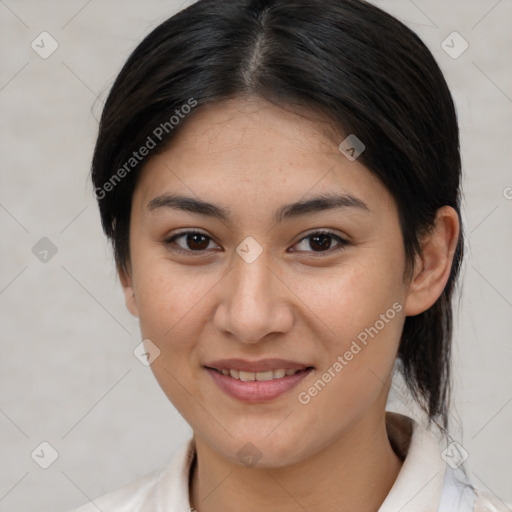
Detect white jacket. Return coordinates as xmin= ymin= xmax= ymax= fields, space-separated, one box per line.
xmin=70 ymin=412 xmax=510 ymax=511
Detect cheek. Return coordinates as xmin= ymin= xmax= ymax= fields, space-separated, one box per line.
xmin=291 ymin=250 xmax=405 ymax=342
xmin=291 ymin=252 xmax=405 ymax=408
xmin=132 ymin=253 xmax=214 ymax=342
xmin=131 ymin=258 xmax=213 ymax=415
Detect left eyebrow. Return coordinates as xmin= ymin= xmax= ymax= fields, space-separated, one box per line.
xmin=146 ymin=192 xmax=369 ymax=224
xmin=277 ymin=192 xmax=370 ymax=223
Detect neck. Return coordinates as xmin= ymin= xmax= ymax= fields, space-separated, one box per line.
xmin=189 ymin=409 xmax=403 ymax=512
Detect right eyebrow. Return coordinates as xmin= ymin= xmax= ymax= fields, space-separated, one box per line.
xmin=147 ymin=194 xmax=231 ymax=222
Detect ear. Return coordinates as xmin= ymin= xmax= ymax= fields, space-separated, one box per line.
xmin=118 ymin=264 xmax=139 ymax=318
xmin=404 ymin=206 xmax=460 ymax=316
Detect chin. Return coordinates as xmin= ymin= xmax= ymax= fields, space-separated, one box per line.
xmin=215 ymin=430 xmax=312 ymax=470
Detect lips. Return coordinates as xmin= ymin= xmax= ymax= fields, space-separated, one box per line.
xmin=204 ymin=358 xmax=314 ymax=403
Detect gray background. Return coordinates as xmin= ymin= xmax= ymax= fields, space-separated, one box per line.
xmin=1 ymin=0 xmax=511 ymax=510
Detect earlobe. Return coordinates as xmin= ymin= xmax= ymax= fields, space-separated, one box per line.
xmin=404 ymin=206 xmax=460 ymax=317
xmin=118 ymin=265 xmax=139 ymax=318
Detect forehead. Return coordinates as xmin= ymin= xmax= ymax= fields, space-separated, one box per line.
xmin=133 ymin=96 xmax=393 ymax=217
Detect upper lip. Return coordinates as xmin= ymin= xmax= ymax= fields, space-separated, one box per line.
xmin=204 ymin=358 xmax=312 ymax=373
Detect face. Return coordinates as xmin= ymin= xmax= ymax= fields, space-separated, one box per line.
xmin=121 ymin=96 xmax=414 ymax=468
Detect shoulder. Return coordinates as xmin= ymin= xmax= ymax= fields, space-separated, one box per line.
xmin=69 ymin=467 xmax=163 ymax=512
xmin=66 ymin=438 xmax=196 ymax=512
xmin=383 ymin=412 xmax=511 ymax=512
xmin=473 ymin=490 xmax=512 ymax=512
xmin=438 ymin=464 xmax=511 ymax=512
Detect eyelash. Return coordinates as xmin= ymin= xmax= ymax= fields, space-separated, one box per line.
xmin=163 ymin=229 xmax=349 ymax=256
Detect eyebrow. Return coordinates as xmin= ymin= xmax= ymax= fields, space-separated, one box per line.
xmin=147 ymin=192 xmax=369 ymax=223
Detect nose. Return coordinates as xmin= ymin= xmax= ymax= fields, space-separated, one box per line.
xmin=213 ymin=249 xmax=294 ymax=344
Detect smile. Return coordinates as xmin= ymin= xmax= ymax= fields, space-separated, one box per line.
xmin=214 ymin=368 xmax=301 ymax=381
xmin=204 ymin=364 xmax=314 ymax=403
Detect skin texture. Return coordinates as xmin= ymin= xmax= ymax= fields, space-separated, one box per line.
xmin=119 ymin=96 xmax=459 ymax=512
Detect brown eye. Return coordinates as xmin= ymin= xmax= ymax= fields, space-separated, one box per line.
xmin=165 ymin=231 xmax=219 ymax=254
xmin=183 ymin=233 xmax=210 ymax=250
xmin=292 ymin=230 xmax=348 ymax=254
xmin=309 ymin=233 xmax=333 ymax=251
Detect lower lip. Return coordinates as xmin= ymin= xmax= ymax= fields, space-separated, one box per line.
xmin=205 ymin=367 xmax=314 ymax=403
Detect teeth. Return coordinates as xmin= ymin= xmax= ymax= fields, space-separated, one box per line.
xmin=255 ymin=370 xmax=273 ymax=381
xmin=219 ymin=368 xmax=301 ymax=381
xmin=239 ymin=371 xmax=256 ymax=381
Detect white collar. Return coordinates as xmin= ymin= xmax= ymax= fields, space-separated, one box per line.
xmin=378 ymin=412 xmax=474 ymax=511
xmin=151 ymin=411 xmax=476 ymax=511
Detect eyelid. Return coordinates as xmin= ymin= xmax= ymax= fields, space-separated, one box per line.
xmin=290 ymin=229 xmax=349 ymax=254
xmin=296 ymin=228 xmax=348 ymax=242
xmin=163 ymin=228 xmax=349 ymax=256
xmin=164 ymin=229 xmax=221 ymax=255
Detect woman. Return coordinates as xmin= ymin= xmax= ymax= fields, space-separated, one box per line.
xmin=72 ymin=0 xmax=510 ymax=510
